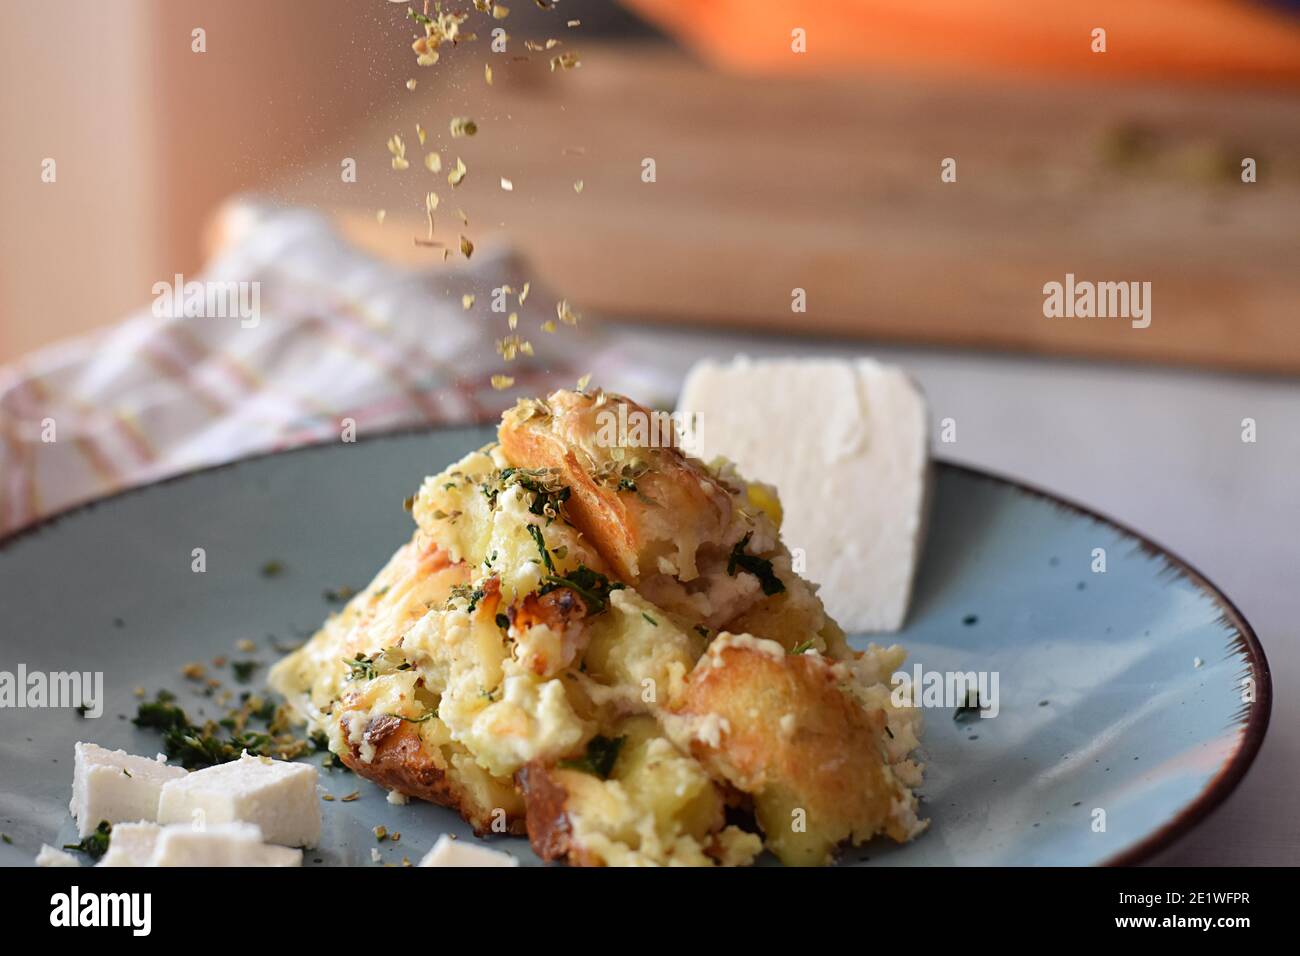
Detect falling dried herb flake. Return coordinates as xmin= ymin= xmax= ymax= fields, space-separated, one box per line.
xmin=556 ymin=299 xmax=580 ymax=325
xmin=449 ymin=157 xmax=467 ymax=187
xmin=387 ymin=134 xmax=409 ymax=170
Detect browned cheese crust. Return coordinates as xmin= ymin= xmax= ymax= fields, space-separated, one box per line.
xmin=340 ymin=713 xmax=526 ymax=836
xmin=499 ymin=390 xmax=735 ymax=581
xmin=673 ymin=642 xmax=908 ymax=865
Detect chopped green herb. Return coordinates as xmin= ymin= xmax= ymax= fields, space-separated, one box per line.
xmin=495 ymin=613 xmax=511 ymax=631
xmin=526 ymin=523 xmax=556 ymax=574
xmin=483 ymin=467 xmax=571 ymax=521
xmin=133 ymin=694 xmax=189 ymax=732
xmin=726 ymin=532 xmax=785 ymax=596
xmin=260 ymin=559 xmax=285 ymax=578
xmin=954 ymin=690 xmax=984 ymax=722
xmin=559 ymin=735 xmax=625 ymax=779
xmin=231 ymin=660 xmax=259 ymax=683
xmin=64 ymin=821 xmax=111 ymax=860
xmin=642 ymin=612 xmax=658 ymax=627
xmin=790 ymin=640 xmax=815 ymax=655
xmin=539 ymin=565 xmax=624 ymax=614
xmin=344 ymin=655 xmax=377 ymax=682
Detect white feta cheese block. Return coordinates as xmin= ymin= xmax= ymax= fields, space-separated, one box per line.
xmin=70 ymin=742 xmax=188 ymax=837
xmin=156 ymin=752 xmax=320 ymax=847
xmin=418 ymin=834 xmax=519 ymax=867
xmin=149 ymin=822 xmax=302 ymax=867
xmin=96 ymin=821 xmax=162 ymax=868
xmin=678 ymin=356 xmax=931 ymax=632
xmin=35 ymin=844 xmax=81 ymax=867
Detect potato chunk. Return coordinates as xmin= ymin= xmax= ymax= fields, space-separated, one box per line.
xmin=673 ymin=635 xmax=912 ymax=866
xmin=517 ymin=716 xmax=758 ymax=867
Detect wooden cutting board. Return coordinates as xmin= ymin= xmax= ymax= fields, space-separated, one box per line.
xmin=256 ymin=43 xmax=1300 ymax=374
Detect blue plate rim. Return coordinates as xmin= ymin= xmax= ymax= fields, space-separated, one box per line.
xmin=0 ymin=425 xmax=1272 ymax=867
xmin=937 ymin=460 xmax=1271 ymax=866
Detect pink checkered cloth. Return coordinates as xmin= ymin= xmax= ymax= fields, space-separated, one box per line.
xmin=0 ymin=202 xmax=665 ymax=536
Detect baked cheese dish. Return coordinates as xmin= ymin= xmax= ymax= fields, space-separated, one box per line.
xmin=270 ymin=389 xmax=926 ymax=866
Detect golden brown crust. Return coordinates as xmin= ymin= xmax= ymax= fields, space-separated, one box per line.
xmin=673 ymin=643 xmax=903 ymax=865
xmin=516 ymin=762 xmax=602 ymax=867
xmin=340 ymin=714 xmax=526 ymax=836
xmin=499 ymin=390 xmax=734 ymax=581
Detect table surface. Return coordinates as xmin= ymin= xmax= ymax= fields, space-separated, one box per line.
xmin=598 ymin=320 xmax=1298 ymax=866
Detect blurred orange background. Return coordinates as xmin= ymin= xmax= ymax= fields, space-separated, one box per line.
xmin=626 ymin=0 xmax=1300 ymax=82
xmin=2 ymin=0 xmax=1298 ymax=371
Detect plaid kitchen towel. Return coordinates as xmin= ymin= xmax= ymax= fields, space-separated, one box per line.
xmin=0 ymin=201 xmax=671 ymax=536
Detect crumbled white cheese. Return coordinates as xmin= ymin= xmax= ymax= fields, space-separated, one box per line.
xmin=694 ymin=713 xmax=731 ymax=748
xmin=679 ymin=356 xmax=931 ymax=631
xmin=156 ymin=752 xmax=321 ymax=848
xmin=418 ymin=833 xmax=518 ymax=867
xmin=149 ymin=822 xmax=302 ymax=867
xmin=707 ymin=632 xmax=786 ymax=663
xmin=386 ymin=789 xmax=410 ymax=806
xmin=35 ymin=844 xmax=80 ymax=867
xmin=69 ymin=742 xmax=187 ymax=837
xmin=345 ymin=711 xmax=374 ymax=764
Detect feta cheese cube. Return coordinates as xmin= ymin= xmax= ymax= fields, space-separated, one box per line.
xmin=418 ymin=833 xmax=518 ymax=867
xmin=70 ymin=742 xmax=188 ymax=837
xmin=149 ymin=822 xmax=302 ymax=867
xmin=156 ymin=752 xmax=320 ymax=847
xmin=35 ymin=844 xmax=81 ymax=867
xmin=96 ymin=821 xmax=162 ymax=868
xmin=678 ymin=356 xmax=932 ymax=631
